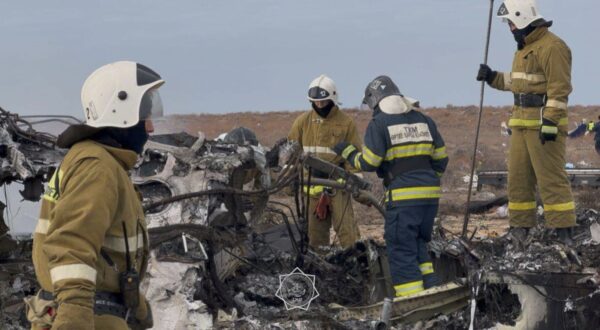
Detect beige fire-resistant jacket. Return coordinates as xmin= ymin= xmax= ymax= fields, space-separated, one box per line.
xmin=32 ymin=140 xmax=149 ymax=328
xmin=490 ymin=27 xmax=572 ymax=129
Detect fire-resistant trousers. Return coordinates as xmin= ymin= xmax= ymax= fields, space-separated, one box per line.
xmin=508 ymin=128 xmax=576 ymax=228
xmin=307 ymin=190 xmax=361 ymax=249
xmin=384 ymin=204 xmax=439 ymax=297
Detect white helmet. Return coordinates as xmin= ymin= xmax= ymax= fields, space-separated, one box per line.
xmin=81 ymin=61 xmax=165 ymax=128
xmin=307 ymin=74 xmax=339 ymax=105
xmin=497 ymin=0 xmax=544 ymax=30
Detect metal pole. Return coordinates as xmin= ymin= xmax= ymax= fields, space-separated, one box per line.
xmin=462 ymin=0 xmax=495 ymax=238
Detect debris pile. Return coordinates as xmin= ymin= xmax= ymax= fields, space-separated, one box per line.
xmin=1 ymin=107 xmax=599 ymax=329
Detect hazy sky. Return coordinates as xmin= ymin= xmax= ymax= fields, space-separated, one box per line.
xmin=1 ymin=0 xmax=598 ymax=119
xmin=1 ymin=1 xmax=599 ymax=233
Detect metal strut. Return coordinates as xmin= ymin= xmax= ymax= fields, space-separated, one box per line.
xmin=462 ymin=0 xmax=495 ymax=238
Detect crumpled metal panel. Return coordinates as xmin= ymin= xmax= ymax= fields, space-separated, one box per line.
xmin=133 ymin=136 xmax=259 ymax=229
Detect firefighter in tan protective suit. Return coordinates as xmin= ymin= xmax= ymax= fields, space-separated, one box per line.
xmin=27 ymin=61 xmax=165 ymax=329
xmin=477 ymin=0 xmax=575 ymax=244
xmin=288 ymin=75 xmax=362 ymax=249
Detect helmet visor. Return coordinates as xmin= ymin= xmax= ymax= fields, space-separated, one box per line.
xmin=139 ymin=88 xmax=164 ymax=121
xmin=308 ymin=86 xmax=330 ymax=100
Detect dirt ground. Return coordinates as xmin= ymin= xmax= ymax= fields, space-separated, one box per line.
xmin=158 ymin=105 xmax=600 ymax=244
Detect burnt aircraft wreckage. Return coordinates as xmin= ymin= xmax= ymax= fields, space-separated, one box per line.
xmin=1 ymin=107 xmax=599 ymax=329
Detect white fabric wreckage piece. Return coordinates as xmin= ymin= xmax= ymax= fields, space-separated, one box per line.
xmin=142 ymin=258 xmax=213 ymax=329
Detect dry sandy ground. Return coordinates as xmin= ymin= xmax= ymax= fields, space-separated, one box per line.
xmin=158 ymin=105 xmax=600 ymax=244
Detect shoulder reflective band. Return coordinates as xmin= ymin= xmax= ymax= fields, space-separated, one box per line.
xmin=50 ymin=264 xmax=97 ymax=284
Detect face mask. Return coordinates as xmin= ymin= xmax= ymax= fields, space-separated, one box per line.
xmin=102 ymin=121 xmax=149 ymax=154
xmin=311 ymin=100 xmax=334 ymax=118
xmin=511 ymin=24 xmax=536 ymax=50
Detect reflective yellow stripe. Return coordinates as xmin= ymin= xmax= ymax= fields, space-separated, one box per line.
xmin=394 ymin=280 xmax=424 ymax=297
xmin=540 ymin=125 xmax=558 ymax=134
xmin=508 ymin=201 xmax=537 ymax=211
xmin=42 ymin=169 xmax=64 ymax=203
xmin=544 ymin=201 xmax=575 ymax=212
xmin=432 ymin=146 xmax=447 ymax=160
xmin=546 ymin=99 xmax=568 ymax=110
xmin=50 ymin=264 xmax=97 ymax=284
xmin=419 ymin=262 xmax=434 ymax=275
xmin=341 ymin=145 xmax=357 ymax=159
xmin=387 ymin=186 xmax=441 ymax=201
xmin=503 ymin=72 xmax=513 ymax=89
xmin=303 ymin=185 xmax=324 ymax=197
xmin=508 ymin=117 xmax=568 ymax=127
xmin=353 ymin=153 xmax=361 ymax=169
xmin=363 ymin=146 xmax=383 ymax=167
xmin=303 ymin=146 xmax=336 ymax=155
xmin=103 ymin=233 xmax=145 ymax=253
xmin=385 ymin=143 xmax=434 ymax=161
xmin=35 ymin=218 xmax=50 ymax=234
xmin=303 ymin=178 xmax=344 ymax=197
xmin=511 ymin=72 xmax=546 ymax=82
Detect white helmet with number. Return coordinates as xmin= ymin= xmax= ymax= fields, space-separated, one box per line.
xmin=307 ymin=74 xmax=340 ymax=105
xmin=497 ymin=0 xmax=544 ymax=30
xmin=81 ymin=61 xmax=165 ymax=128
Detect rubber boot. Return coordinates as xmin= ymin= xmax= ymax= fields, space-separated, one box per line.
xmin=423 ymin=273 xmax=440 ymax=289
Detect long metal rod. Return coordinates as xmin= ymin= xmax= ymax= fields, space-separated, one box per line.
xmin=462 ymin=0 xmax=495 ymax=238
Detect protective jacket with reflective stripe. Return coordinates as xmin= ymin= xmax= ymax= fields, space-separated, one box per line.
xmin=32 ymin=140 xmax=149 ymax=320
xmin=490 ymin=27 xmax=572 ymax=128
xmin=288 ymin=106 xmax=362 ymax=193
xmin=344 ymin=110 xmax=448 ymax=207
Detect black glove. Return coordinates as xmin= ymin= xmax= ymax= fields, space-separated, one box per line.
xmin=539 ymin=118 xmax=558 ymax=145
xmin=476 ymin=64 xmax=497 ymax=84
xmin=333 ymin=141 xmax=357 ymax=159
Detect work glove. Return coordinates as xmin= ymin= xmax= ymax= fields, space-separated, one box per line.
xmin=314 ymin=193 xmax=331 ymax=220
xmin=476 ymin=64 xmax=497 ymax=84
xmin=333 ymin=141 xmax=358 ymax=160
xmin=539 ymin=118 xmax=558 ymax=145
